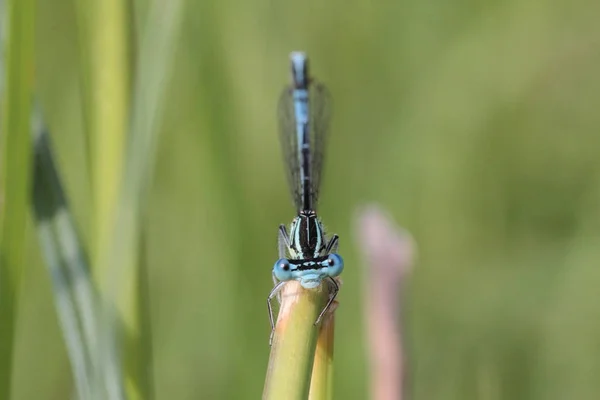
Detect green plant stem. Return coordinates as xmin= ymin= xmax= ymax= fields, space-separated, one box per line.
xmin=0 ymin=0 xmax=35 ymax=397
xmin=263 ymin=281 xmax=328 ymax=400
xmin=308 ymin=305 xmax=336 ymax=400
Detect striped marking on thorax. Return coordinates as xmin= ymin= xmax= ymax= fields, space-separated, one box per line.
xmin=289 ymin=211 xmax=325 ymax=260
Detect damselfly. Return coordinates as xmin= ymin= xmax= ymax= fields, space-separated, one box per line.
xmin=267 ymin=52 xmax=344 ymax=344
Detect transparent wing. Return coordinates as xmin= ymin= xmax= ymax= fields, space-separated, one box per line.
xmin=309 ymin=81 xmax=333 ymax=210
xmin=277 ymin=81 xmax=333 ymax=212
xmin=277 ymin=85 xmax=302 ymax=211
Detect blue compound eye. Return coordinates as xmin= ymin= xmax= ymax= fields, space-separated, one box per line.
xmin=273 ymin=258 xmax=293 ymax=281
xmin=325 ymin=253 xmax=344 ymax=277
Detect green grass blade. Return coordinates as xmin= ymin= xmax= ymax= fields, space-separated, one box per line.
xmin=96 ymin=1 xmax=184 ymax=398
xmin=31 ymin=122 xmax=97 ymax=400
xmin=73 ymin=1 xmax=133 ymax=396
xmin=263 ymin=282 xmax=329 ymax=400
xmin=308 ymin=307 xmax=337 ymax=400
xmin=74 ymin=0 xmax=132 ymax=283
xmin=0 ymin=0 xmax=35 ymax=396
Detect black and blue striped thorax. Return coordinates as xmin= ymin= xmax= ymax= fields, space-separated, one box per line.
xmin=288 ymin=210 xmax=326 ymax=261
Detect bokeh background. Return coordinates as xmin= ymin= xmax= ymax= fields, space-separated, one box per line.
xmin=10 ymin=0 xmax=600 ymax=398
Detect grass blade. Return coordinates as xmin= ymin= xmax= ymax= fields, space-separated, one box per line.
xmin=0 ymin=0 xmax=35 ymax=396
xmin=74 ymin=0 xmax=132 ymax=283
xmin=263 ymin=282 xmax=329 ymax=400
xmin=31 ymin=120 xmax=98 ymax=400
xmin=308 ymin=302 xmax=338 ymax=400
xmin=73 ymin=0 xmax=133 ymax=397
xmin=96 ymin=1 xmax=184 ymax=398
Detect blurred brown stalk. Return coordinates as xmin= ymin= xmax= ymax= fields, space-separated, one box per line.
xmin=356 ymin=204 xmax=416 ymax=400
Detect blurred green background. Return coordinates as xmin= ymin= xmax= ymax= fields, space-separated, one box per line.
xmin=10 ymin=0 xmax=600 ymax=398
